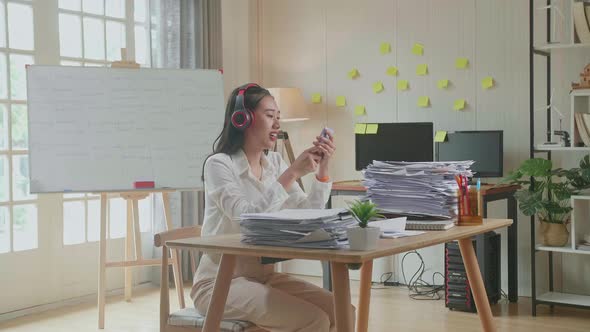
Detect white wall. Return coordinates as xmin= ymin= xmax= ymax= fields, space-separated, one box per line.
xmin=221 ymin=0 xmax=590 ymax=297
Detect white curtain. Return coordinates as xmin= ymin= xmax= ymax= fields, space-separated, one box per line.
xmin=150 ymin=0 xmax=222 ymax=284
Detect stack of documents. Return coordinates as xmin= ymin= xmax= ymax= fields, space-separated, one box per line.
xmin=240 ymin=208 xmax=357 ymax=249
xmin=363 ymin=161 xmax=474 ymax=219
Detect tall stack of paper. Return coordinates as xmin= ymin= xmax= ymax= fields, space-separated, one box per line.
xmin=363 ymin=161 xmax=473 ymax=219
xmin=240 ymin=208 xmax=357 ymax=248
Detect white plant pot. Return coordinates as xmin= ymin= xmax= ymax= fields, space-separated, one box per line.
xmin=346 ymin=226 xmax=381 ymax=251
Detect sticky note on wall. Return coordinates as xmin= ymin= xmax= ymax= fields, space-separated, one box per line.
xmin=417 ymin=96 xmax=430 ymax=107
xmin=397 ymin=80 xmax=409 ymax=91
xmin=454 ymin=99 xmax=466 ymax=110
xmin=373 ymin=81 xmax=384 ymax=93
xmin=354 ymin=105 xmax=366 ymax=116
xmin=434 ymin=131 xmax=447 ymax=142
xmin=482 ymin=76 xmax=494 ymax=89
xmin=437 ymin=79 xmax=449 ymax=89
xmin=311 ymin=93 xmax=322 ymax=103
xmin=386 ymin=66 xmax=398 ymax=76
xmin=336 ymin=96 xmax=346 ymax=107
xmin=456 ymin=57 xmax=469 ymax=69
xmin=416 ymin=64 xmax=428 ymax=76
xmin=380 ymin=42 xmax=391 ymax=54
xmin=366 ymin=124 xmax=379 ymax=134
xmin=412 ymin=43 xmax=424 ymax=55
xmin=348 ymin=68 xmax=359 ymax=79
xmin=354 ymin=123 xmax=367 ymax=134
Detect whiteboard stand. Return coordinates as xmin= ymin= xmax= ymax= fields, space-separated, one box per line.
xmin=97 ymin=190 xmax=184 ymax=329
xmin=97 ymin=50 xmax=184 ymax=329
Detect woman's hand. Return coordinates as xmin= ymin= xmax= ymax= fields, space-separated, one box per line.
xmin=289 ymin=147 xmax=322 ymax=178
xmin=312 ymin=132 xmax=335 ymax=179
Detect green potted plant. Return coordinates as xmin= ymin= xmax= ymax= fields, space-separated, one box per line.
xmin=503 ymin=155 xmax=590 ymax=246
xmin=346 ymin=200 xmax=384 ymax=250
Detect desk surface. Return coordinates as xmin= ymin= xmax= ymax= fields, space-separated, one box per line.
xmin=167 ymin=219 xmax=511 ymax=264
xmin=332 ymin=180 xmax=519 ymax=196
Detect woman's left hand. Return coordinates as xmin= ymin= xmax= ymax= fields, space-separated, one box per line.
xmin=312 ymin=132 xmax=336 ymax=179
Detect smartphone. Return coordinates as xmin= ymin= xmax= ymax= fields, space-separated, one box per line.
xmin=320 ymin=127 xmax=334 ymax=139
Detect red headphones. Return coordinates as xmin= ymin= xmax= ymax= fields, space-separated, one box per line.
xmin=231 ymin=83 xmax=260 ymax=130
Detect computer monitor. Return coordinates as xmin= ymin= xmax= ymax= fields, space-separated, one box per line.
xmin=355 ymin=122 xmax=433 ymax=170
xmin=435 ymin=130 xmax=503 ymax=178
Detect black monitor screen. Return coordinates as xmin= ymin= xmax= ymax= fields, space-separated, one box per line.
xmin=436 ymin=131 xmax=503 ymax=178
xmin=355 ymin=122 xmax=433 ymax=170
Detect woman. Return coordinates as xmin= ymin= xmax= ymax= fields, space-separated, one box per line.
xmin=191 ymin=83 xmax=346 ymax=331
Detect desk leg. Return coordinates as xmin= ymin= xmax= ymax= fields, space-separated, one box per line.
xmin=331 ymin=262 xmax=354 ymax=332
xmin=322 ymin=261 xmax=332 ymax=291
xmin=98 ymin=194 xmax=107 ymax=329
xmin=458 ymin=238 xmax=496 ymax=332
xmin=357 ymin=260 xmax=373 ymax=332
xmin=202 ymin=254 xmax=236 ymax=332
xmin=507 ymin=196 xmax=518 ymax=302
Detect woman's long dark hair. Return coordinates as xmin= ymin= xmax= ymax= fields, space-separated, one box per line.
xmin=201 ymin=83 xmax=272 ymax=180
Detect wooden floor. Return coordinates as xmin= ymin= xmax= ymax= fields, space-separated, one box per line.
xmin=0 ymin=275 xmax=588 ymax=332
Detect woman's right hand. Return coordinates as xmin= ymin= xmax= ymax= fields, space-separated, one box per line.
xmin=290 ymin=147 xmax=322 ymax=178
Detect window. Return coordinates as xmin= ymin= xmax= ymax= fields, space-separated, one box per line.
xmin=58 ymin=0 xmax=152 ymax=245
xmin=0 ymin=0 xmax=38 ymax=253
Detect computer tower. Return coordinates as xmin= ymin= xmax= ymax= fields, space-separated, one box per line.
xmin=444 ymin=232 xmax=501 ymax=312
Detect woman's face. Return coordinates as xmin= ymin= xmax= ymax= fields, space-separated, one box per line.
xmin=244 ymin=95 xmax=281 ymax=150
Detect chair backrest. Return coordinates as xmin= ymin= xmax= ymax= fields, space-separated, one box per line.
xmin=154 ymin=226 xmax=202 ymax=331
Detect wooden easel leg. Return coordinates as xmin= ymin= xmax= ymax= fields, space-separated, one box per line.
xmin=125 ymin=199 xmax=133 ymax=302
xmin=458 ymin=238 xmax=496 ymax=332
xmin=132 ymin=199 xmax=143 ymax=261
xmin=283 ymin=135 xmax=304 ymax=191
xmin=98 ymin=194 xmax=107 ymax=329
xmin=162 ymin=192 xmax=185 ymax=309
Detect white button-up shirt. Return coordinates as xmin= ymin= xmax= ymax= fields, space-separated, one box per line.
xmin=193 ymin=149 xmax=332 ymax=284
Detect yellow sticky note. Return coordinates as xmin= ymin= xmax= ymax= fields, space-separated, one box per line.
xmin=366 ymin=124 xmax=379 ymax=134
xmin=456 ymin=57 xmax=469 ymax=69
xmin=386 ymin=66 xmax=398 ymax=76
xmin=380 ymin=42 xmax=391 ymax=55
xmin=354 ymin=123 xmax=367 ymax=134
xmin=311 ymin=93 xmax=322 ymax=104
xmin=348 ymin=68 xmax=359 ymax=79
xmin=354 ymin=105 xmax=366 ymax=116
xmin=437 ymin=79 xmax=449 ymax=89
xmin=397 ymin=80 xmax=409 ymax=91
xmin=373 ymin=81 xmax=384 ymax=93
xmin=416 ymin=64 xmax=428 ymax=76
xmin=417 ymin=96 xmax=430 ymax=107
xmin=454 ymin=99 xmax=466 ymax=111
xmin=412 ymin=43 xmax=424 ymax=55
xmin=482 ymin=76 xmax=494 ymax=89
xmin=434 ymin=131 xmax=447 ymax=142
xmin=336 ymin=96 xmax=346 ymax=107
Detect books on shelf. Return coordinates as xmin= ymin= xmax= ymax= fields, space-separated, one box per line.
xmin=573 ymin=2 xmax=590 ymax=44
xmin=577 ymin=241 xmax=590 ymax=251
xmin=574 ymin=112 xmax=590 ymax=147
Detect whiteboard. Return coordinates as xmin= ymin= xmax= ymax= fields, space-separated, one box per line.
xmin=26 ymin=66 xmax=225 ymax=193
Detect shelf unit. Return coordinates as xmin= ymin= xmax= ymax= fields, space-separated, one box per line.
xmin=530 ymin=0 xmax=590 ymax=316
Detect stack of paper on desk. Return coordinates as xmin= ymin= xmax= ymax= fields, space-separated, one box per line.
xmin=363 ymin=161 xmax=473 ymax=219
xmin=240 ymin=208 xmax=357 ymax=249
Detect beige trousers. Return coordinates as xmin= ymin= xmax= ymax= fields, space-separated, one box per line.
xmin=193 ymin=272 xmax=355 ymax=332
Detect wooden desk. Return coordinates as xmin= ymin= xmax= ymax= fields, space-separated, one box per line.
xmin=327 ymin=180 xmax=520 ymax=303
xmin=167 ymin=219 xmax=512 ymax=332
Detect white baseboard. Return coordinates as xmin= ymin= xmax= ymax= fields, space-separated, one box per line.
xmin=0 ymin=282 xmax=156 ymax=323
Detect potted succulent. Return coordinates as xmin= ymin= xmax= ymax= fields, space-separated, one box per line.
xmin=346 ymin=200 xmax=384 ymax=250
xmin=503 ymin=155 xmax=590 ymax=246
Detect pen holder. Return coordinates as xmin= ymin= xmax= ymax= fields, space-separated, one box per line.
xmin=456 ymin=187 xmax=483 ymax=226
